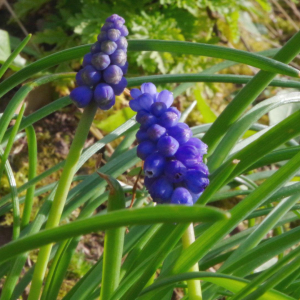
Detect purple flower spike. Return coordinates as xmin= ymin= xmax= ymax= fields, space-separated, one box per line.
xmin=110 ymin=49 xmax=127 ymax=66
xmin=165 ymin=160 xmax=187 ymax=183
xmin=175 ymin=145 xmax=201 ymax=167
xmin=94 ymin=83 xmax=115 ymax=106
xmin=110 ymin=77 xmax=127 ymax=95
xmin=119 ymin=25 xmax=129 ymax=36
xmin=137 ymin=140 xmax=156 ymax=160
xmin=97 ymin=31 xmax=107 ymax=42
xmin=185 ymin=138 xmax=208 ymax=155
xmin=168 ymin=123 xmax=192 ymax=144
xmin=98 ymin=97 xmax=115 ymax=111
xmin=77 ymin=65 xmax=101 ymax=86
xmin=151 ymin=102 xmax=167 ymax=117
xmin=141 ymin=83 xmax=157 ymax=95
xmin=185 ymin=169 xmax=209 ymax=194
xmin=158 ymin=107 xmax=180 ymax=128
xmin=103 ymin=65 xmax=123 ymax=84
xmin=91 ymin=52 xmax=110 ymax=70
xmin=144 ymin=153 xmax=166 ymax=178
xmin=71 ymin=14 xmax=128 ymax=109
xmin=150 ymin=177 xmax=173 ymax=202
xmin=131 ymin=88 xmax=142 ymax=99
xmin=91 ymin=42 xmax=102 ymax=54
xmin=156 ymin=90 xmax=174 ymax=107
xmin=171 ymin=188 xmax=193 ymax=205
xmin=136 ymin=129 xmax=148 ymax=143
xmin=116 ymin=37 xmax=128 ymax=50
xmin=144 ymin=176 xmax=155 ymax=190
xmin=137 ymin=112 xmax=158 ymax=130
xmin=106 ymin=14 xmax=124 ymax=23
xmin=101 ymin=40 xmax=117 ymax=55
xmin=138 ymin=93 xmax=154 ymax=111
xmin=82 ymin=53 xmax=92 ymax=67
xmin=120 ymin=61 xmax=128 ymax=74
xmin=70 ymin=86 xmax=93 ymax=108
xmin=101 ymin=22 xmax=114 ymax=31
xmin=128 ymin=82 xmax=209 ymax=205
xmin=107 ymin=29 xmax=121 ymax=41
xmin=147 ymin=124 xmax=166 ymax=142
xmin=157 ymin=136 xmax=179 ymax=157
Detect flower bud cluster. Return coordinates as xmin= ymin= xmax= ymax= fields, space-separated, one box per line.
xmin=130 ymin=83 xmax=209 ymax=205
xmin=70 ymin=14 xmax=128 ymax=110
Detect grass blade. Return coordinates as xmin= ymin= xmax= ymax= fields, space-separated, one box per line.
xmin=0 ymin=34 xmax=31 ymax=79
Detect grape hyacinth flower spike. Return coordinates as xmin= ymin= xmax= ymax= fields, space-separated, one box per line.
xmin=70 ymin=14 xmax=128 ymax=110
xmin=131 ymin=82 xmax=209 ymax=205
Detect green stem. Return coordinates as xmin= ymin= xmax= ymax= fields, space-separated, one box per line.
xmin=98 ymin=172 xmax=126 ymax=300
xmin=182 ymin=224 xmax=202 ymax=300
xmin=0 ymin=34 xmax=31 ymax=80
xmin=0 ymin=103 xmax=26 ymax=180
xmin=27 ymin=102 xmax=98 ymax=300
xmin=21 ymin=125 xmax=37 ymax=228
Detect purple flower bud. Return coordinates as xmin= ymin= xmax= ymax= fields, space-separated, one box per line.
xmin=158 ymin=107 xmax=181 ymax=128
xmin=190 ymin=192 xmax=202 ymax=204
xmin=137 ymin=140 xmax=156 ymax=160
xmin=70 ymin=86 xmax=93 ymax=108
xmin=164 ymin=160 xmax=187 ymax=183
xmin=82 ymin=53 xmax=92 ymax=67
xmin=136 ymin=129 xmax=148 ymax=143
xmin=119 ymin=25 xmax=129 ymax=36
xmin=110 ymin=77 xmax=127 ymax=95
xmin=91 ymin=42 xmax=102 ymax=54
xmin=110 ymin=49 xmax=127 ymax=66
xmin=144 ymin=153 xmax=166 ymax=178
xmin=156 ymin=90 xmax=173 ymax=108
xmin=184 ymin=169 xmax=209 ymax=194
xmin=147 ymin=124 xmax=166 ymax=142
xmin=190 ymin=162 xmax=209 ymax=175
xmin=120 ymin=61 xmax=128 ymax=74
xmin=139 ymin=113 xmax=158 ymax=130
xmin=91 ymin=52 xmax=110 ymax=70
xmin=168 ymin=123 xmax=192 ymax=144
xmin=149 ymin=177 xmax=173 ymax=203
xmin=175 ymin=145 xmax=201 ymax=167
xmin=185 ymin=138 xmax=208 ymax=155
xmin=94 ymin=83 xmax=115 ymax=107
xmin=76 ymin=65 xmax=101 ymax=86
xmin=106 ymin=14 xmax=124 ymax=23
xmin=138 ymin=93 xmax=154 ymax=111
xmin=171 ymin=188 xmax=193 ymax=205
xmin=157 ymin=136 xmax=179 ymax=157
xmin=107 ymin=29 xmax=121 ymax=41
xmin=144 ymin=176 xmax=155 ymax=190
xmin=135 ymin=110 xmax=148 ymax=123
xmin=101 ymin=22 xmax=114 ymax=31
xmin=116 ymin=36 xmax=128 ymax=50
xmin=141 ymin=83 xmax=157 ymax=95
xmin=103 ymin=65 xmax=123 ymax=84
xmin=98 ymin=98 xmax=115 ymax=110
xmin=101 ymin=40 xmax=117 ymax=55
xmin=114 ymin=20 xmax=125 ymax=30
xmin=130 ymin=99 xmax=142 ymax=112
xmin=97 ymin=31 xmax=107 ymax=42
xmin=151 ymin=102 xmax=167 ymax=117
xmin=130 ymin=88 xmax=142 ymax=99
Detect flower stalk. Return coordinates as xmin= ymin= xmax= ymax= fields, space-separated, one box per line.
xmin=182 ymin=223 xmax=202 ymax=300
xmin=27 ymin=101 xmax=98 ymax=300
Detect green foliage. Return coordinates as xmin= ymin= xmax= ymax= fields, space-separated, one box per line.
xmin=2 ymin=2 xmax=300 ymax=300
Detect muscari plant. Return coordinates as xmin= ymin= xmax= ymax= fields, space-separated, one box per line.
xmin=0 ymin=11 xmax=300 ymax=300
